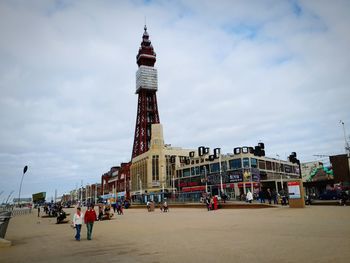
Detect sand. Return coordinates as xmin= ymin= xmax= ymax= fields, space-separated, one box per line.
xmin=1 ymin=206 xmax=350 ymax=263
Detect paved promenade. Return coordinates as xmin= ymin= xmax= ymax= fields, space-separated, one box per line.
xmin=1 ymin=206 xmax=350 ymax=263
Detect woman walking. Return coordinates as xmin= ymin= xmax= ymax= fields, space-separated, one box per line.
xmin=84 ymin=204 xmax=97 ymax=240
xmin=72 ymin=207 xmax=83 ymax=241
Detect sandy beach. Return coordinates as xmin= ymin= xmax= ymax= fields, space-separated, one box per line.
xmin=1 ymin=206 xmax=350 ymax=263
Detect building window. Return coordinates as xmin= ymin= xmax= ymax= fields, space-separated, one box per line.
xmin=183 ymin=168 xmax=190 ymax=177
xmin=266 ymin=161 xmax=272 ymax=170
xmin=191 ymin=167 xmax=196 ymax=176
xmin=251 ymin=158 xmax=257 ymax=168
xmin=200 ymin=165 xmax=209 ymax=175
xmin=152 ymin=155 xmax=159 ymax=181
xmin=258 ymin=160 xmax=266 ymax=170
xmin=243 ymin=158 xmax=250 ymax=168
xmin=221 ymin=161 xmax=227 ymax=172
xmin=210 ymin=162 xmax=220 ymax=173
xmin=195 ymin=166 xmax=200 ymax=175
xmin=229 ymin=159 xmax=242 ymax=169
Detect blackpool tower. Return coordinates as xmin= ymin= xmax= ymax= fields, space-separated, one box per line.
xmin=131 ymin=26 xmax=160 ymax=158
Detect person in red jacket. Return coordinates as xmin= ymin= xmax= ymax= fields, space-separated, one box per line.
xmin=213 ymin=195 xmax=218 ymax=210
xmin=84 ymin=204 xmax=97 ymax=240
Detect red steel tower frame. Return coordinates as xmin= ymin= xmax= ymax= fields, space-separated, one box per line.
xmin=132 ymin=26 xmax=160 ymax=158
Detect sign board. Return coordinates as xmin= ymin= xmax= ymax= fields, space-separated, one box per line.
xmin=152 ymin=181 xmax=160 ymax=187
xmin=288 ymin=181 xmax=301 ymax=199
xmin=32 ymin=192 xmax=46 ymax=202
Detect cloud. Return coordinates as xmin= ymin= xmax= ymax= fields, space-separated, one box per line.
xmin=0 ymin=0 xmax=349 ymax=199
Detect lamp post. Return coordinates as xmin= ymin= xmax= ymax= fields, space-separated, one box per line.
xmin=219 ymin=154 xmax=224 ymax=196
xmin=340 ymin=120 xmax=350 ymax=156
xmin=204 ymin=166 xmax=208 ymax=194
xmin=277 ymin=154 xmax=283 ymax=191
xmin=137 ymin=174 xmax=142 ymax=201
xmin=18 ymin=165 xmax=28 ymax=207
xmin=161 ymin=164 xmax=165 ymax=201
xmin=172 ymin=175 xmax=175 ymax=196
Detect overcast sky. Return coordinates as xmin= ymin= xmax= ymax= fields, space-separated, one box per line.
xmin=1 ymin=0 xmax=349 ymax=201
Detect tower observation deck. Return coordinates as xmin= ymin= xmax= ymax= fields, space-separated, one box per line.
xmin=132 ymin=26 xmax=160 ymax=158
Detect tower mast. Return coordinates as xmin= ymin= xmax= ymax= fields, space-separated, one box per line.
xmin=132 ymin=26 xmax=160 ymax=158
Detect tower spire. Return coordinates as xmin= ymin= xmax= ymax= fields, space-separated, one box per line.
xmin=132 ymin=26 xmax=160 ymax=158
xmin=136 ymin=25 xmax=156 ymax=67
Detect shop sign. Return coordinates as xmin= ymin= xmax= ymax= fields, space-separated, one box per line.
xmin=152 ymin=181 xmax=160 ymax=187
xmin=229 ymin=172 xmax=243 ymax=183
xmin=288 ymin=181 xmax=301 ymax=199
xmin=179 ymin=182 xmax=187 ymax=187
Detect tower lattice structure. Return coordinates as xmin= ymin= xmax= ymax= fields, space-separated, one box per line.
xmin=132 ymin=26 xmax=160 ymax=158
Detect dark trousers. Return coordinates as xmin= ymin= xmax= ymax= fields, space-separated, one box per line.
xmin=86 ymin=222 xmax=94 ymax=240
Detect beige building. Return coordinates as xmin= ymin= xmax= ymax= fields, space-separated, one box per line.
xmin=175 ymin=147 xmax=301 ymax=200
xmin=130 ymin=124 xmax=193 ymax=200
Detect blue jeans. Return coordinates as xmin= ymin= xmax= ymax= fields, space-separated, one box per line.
xmin=75 ymin=224 xmax=81 ymax=240
xmin=86 ymin=222 xmax=94 ymax=240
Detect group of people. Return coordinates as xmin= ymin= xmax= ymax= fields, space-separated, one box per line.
xmin=257 ymin=188 xmax=280 ymax=204
xmin=240 ymin=188 xmax=287 ymax=205
xmin=204 ymin=195 xmax=219 ymax=211
xmin=97 ymin=204 xmax=120 ymax=221
xmin=146 ymin=200 xmax=169 ymax=212
xmin=72 ymin=204 xmax=97 ymax=241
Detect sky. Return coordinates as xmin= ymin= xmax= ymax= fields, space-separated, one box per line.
xmin=1 ymin=0 xmax=349 ymax=201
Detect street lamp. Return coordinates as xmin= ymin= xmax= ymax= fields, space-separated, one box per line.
xmin=18 ymin=165 xmax=28 ymax=206
xmin=219 ymin=154 xmax=224 ymax=196
xmin=204 ymin=166 xmax=208 ymax=194
xmin=276 ymin=154 xmax=283 ymax=191
xmin=172 ymin=175 xmax=175 ymax=196
xmin=137 ymin=174 xmax=142 ymax=196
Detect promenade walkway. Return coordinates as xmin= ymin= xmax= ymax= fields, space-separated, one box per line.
xmin=1 ymin=206 xmax=350 ymax=263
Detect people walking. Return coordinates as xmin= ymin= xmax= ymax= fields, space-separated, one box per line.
xmin=84 ymin=204 xmax=97 ymax=240
xmin=72 ymin=207 xmax=83 ymax=241
xmin=37 ymin=206 xmax=40 ymax=217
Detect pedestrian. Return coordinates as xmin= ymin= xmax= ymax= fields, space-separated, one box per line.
xmin=246 ymin=190 xmax=253 ymax=203
xmin=98 ymin=205 xmax=103 ymax=221
xmin=340 ymin=190 xmax=348 ymax=206
xmin=84 ymin=204 xmax=97 ymax=240
xmin=37 ymin=206 xmax=40 ymax=217
xmin=117 ymin=202 xmax=124 ymax=215
xmin=213 ymin=195 xmax=218 ymax=210
xmin=266 ymin=188 xmax=272 ymax=204
xmin=259 ymin=190 xmax=265 ymax=203
xmin=147 ymin=200 xmax=151 ymax=212
xmin=272 ymin=189 xmax=278 ymax=204
xmin=279 ymin=189 xmax=287 ymax=206
xmin=72 ymin=207 xmax=83 ymax=241
xmin=205 ymin=197 xmax=210 ymax=211
xmin=163 ymin=200 xmax=168 ymax=212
